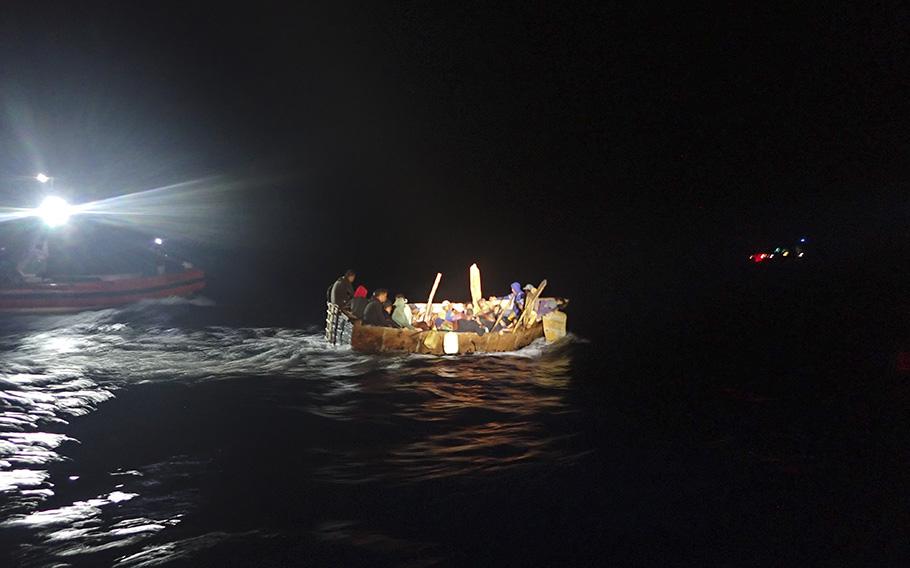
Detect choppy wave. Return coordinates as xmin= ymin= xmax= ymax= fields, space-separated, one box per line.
xmin=0 ymin=300 xmax=583 ymax=566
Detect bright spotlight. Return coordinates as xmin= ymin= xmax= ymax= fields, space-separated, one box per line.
xmin=36 ymin=196 xmax=72 ymax=228
xmin=153 ymin=237 xmax=164 ymax=245
xmin=35 ymin=173 xmax=50 ymax=183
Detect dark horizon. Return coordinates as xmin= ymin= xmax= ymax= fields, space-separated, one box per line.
xmin=3 ymin=5 xmax=908 ymax=279
xmin=2 ymin=3 xmax=910 ymax=360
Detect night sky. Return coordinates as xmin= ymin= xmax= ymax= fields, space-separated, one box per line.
xmin=1 ymin=4 xmax=908 ymax=330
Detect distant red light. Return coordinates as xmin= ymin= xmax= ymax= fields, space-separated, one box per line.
xmin=898 ymin=352 xmax=910 ymax=373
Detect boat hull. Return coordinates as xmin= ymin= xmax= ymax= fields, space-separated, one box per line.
xmin=351 ymin=321 xmax=544 ymax=355
xmin=0 ymin=269 xmax=206 ymax=314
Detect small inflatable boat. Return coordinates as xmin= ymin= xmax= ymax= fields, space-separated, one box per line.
xmin=0 ymin=268 xmax=205 ymax=313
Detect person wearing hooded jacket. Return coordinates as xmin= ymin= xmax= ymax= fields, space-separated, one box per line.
xmin=488 ymin=282 xmax=526 ymax=330
xmin=350 ymin=285 xmax=369 ymax=319
xmin=509 ymin=281 xmax=525 ymax=314
xmin=391 ymin=294 xmax=416 ymax=330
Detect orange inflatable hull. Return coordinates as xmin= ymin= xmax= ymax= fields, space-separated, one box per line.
xmin=0 ymin=268 xmax=205 ymax=313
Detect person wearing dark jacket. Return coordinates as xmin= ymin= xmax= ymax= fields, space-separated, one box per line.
xmin=363 ymin=289 xmax=398 ymax=327
xmin=327 ymin=269 xmax=356 ymax=309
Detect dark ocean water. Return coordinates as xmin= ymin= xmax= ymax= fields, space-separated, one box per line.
xmin=0 ymin=289 xmax=907 ymax=566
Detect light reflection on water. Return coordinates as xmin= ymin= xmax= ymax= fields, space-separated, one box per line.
xmin=0 ymin=300 xmax=583 ymax=566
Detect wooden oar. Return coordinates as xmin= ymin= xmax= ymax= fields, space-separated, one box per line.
xmin=469 ymin=263 xmax=482 ymax=308
xmin=423 ymin=272 xmax=442 ymax=323
xmin=512 ymin=279 xmax=547 ymax=330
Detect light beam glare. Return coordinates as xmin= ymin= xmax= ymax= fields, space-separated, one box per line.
xmin=0 ymin=208 xmax=35 ymax=224
xmin=1 ymin=173 xmax=270 ymax=245
xmin=74 ymin=176 xmax=252 ymax=244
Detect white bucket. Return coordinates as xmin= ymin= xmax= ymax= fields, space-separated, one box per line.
xmin=443 ymin=331 xmax=460 ymax=354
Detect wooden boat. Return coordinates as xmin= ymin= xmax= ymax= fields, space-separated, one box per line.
xmin=0 ymin=268 xmax=205 ymax=314
xmin=351 ymin=320 xmax=545 ymax=355
xmin=326 ymin=278 xmax=568 ymax=355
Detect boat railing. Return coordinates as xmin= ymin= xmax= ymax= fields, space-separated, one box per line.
xmin=325 ymin=302 xmax=353 ymax=346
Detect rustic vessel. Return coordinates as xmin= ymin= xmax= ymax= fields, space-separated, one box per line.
xmin=350 ymin=319 xmax=545 ymax=355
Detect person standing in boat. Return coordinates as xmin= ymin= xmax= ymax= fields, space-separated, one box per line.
xmin=363 ymin=288 xmax=398 ymax=327
xmin=327 ymin=269 xmax=356 ymax=310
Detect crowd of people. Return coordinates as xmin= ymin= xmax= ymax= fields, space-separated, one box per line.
xmin=327 ymin=269 xmax=548 ymax=336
